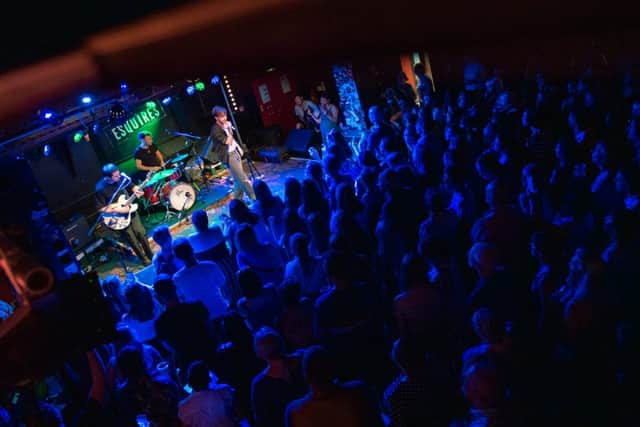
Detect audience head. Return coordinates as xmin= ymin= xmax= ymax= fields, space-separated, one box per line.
xmin=303 ymin=345 xmax=335 ymax=390
xmin=229 ymin=199 xmax=258 ymax=225
xmin=284 ymin=177 xmax=302 ymax=209
xmin=336 ymin=182 xmax=361 ymax=214
xmin=472 ymin=308 xmax=495 ymax=343
xmin=237 ymin=267 xmax=263 ymax=299
xmin=152 ymin=225 xmax=173 ymax=250
xmin=530 ymin=230 xmax=561 ymax=264
xmin=253 ymin=179 xmax=274 ymax=204
xmin=254 ymin=326 xmax=286 ymax=361
xmin=191 ymin=209 xmax=210 ymax=233
xmin=172 ymin=237 xmax=196 ymax=264
xmin=153 ymin=274 xmax=177 ymax=306
xmin=187 ymin=361 xmax=212 ymax=392
xmin=368 ymin=105 xmax=385 ymax=126
xmin=234 ymin=223 xmax=260 ymax=253
xmin=290 ymin=232 xmax=310 ymax=260
xmin=476 ymin=150 xmax=502 ymax=182
xmin=305 ymin=160 xmax=325 ymax=183
xmin=485 ymin=179 xmax=509 ymax=208
xmin=468 ymin=242 xmax=501 ymax=278
xmin=124 ymin=283 xmax=155 ymax=321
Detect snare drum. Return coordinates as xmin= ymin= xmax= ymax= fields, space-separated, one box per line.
xmin=143 ymin=184 xmax=161 ymax=206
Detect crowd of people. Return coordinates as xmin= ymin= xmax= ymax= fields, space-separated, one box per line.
xmin=3 ymin=62 xmax=640 ymax=427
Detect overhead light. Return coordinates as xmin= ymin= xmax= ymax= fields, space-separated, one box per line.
xmin=186 ymin=85 xmax=196 ymax=96
xmin=161 ymin=96 xmax=172 ymax=105
xmin=266 ymin=66 xmax=276 ymax=72
xmin=195 ymin=81 xmax=206 ymax=92
xmin=73 ymin=131 xmax=84 ymax=143
xmin=210 ymin=75 xmax=221 ymax=85
xmin=120 ymin=82 xmax=128 ymax=92
xmin=43 ymin=144 xmax=51 ymax=157
xmin=109 ymin=102 xmax=126 ymax=122
xmin=81 ymin=96 xmax=92 ymax=105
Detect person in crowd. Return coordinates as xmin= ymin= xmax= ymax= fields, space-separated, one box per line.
xmin=252 ymin=179 xmax=286 ymax=242
xmin=225 ymin=199 xmax=276 ymax=253
xmin=286 ymin=345 xmax=383 ymax=427
xmin=118 ymin=282 xmax=163 ymax=343
xmin=235 ymin=224 xmax=285 ymax=285
xmin=284 ymin=177 xmax=303 ymax=212
xmin=236 ymin=267 xmax=281 ymax=331
xmin=152 ymin=225 xmax=184 ymax=277
xmin=284 ymin=233 xmax=328 ymax=299
xmin=279 ymin=208 xmax=308 ymax=259
xmin=153 ymin=274 xmax=217 ymax=372
xmin=299 ymin=178 xmax=331 ymax=224
xmin=294 ymin=95 xmax=320 ymax=130
xmin=178 ymin=361 xmax=239 ymax=427
xmin=111 ymin=345 xmax=181 ymax=427
xmin=276 ymin=280 xmax=315 ymax=351
xmin=383 ymin=338 xmax=453 ymax=427
xmin=188 ymin=209 xmax=241 ymax=305
xmin=310 ymin=94 xmax=341 ymax=147
xmin=251 ymin=327 xmax=306 ymax=427
xmin=172 ymin=237 xmax=230 ymax=319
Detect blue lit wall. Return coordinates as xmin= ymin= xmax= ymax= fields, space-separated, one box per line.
xmin=332 ymin=64 xmax=367 ymax=134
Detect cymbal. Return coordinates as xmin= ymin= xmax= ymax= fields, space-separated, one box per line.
xmin=169 ymin=153 xmax=189 ymax=164
xmin=145 ymin=168 xmax=177 ymax=186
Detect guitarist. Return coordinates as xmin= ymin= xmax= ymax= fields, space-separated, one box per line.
xmin=95 ymin=163 xmax=154 ymax=266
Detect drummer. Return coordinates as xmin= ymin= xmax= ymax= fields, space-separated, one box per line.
xmin=134 ymin=131 xmax=165 ymax=173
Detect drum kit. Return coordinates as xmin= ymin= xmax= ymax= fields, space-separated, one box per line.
xmin=140 ymin=151 xmax=209 ymax=224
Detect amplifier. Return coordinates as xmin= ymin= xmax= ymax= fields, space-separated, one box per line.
xmin=62 ymin=214 xmax=91 ymax=250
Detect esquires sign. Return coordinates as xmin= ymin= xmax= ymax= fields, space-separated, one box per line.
xmin=102 ymin=101 xmax=168 ymax=162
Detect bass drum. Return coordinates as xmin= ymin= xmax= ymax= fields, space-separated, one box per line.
xmin=161 ymin=181 xmax=196 ymax=211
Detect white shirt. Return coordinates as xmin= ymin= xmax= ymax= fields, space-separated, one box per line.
xmin=223 ymin=127 xmax=243 ymax=155
xmin=173 ymin=261 xmax=228 ymax=319
xmin=179 ymin=386 xmax=236 ymax=427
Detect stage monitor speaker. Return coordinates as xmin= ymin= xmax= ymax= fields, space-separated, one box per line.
xmin=62 ymin=214 xmax=91 ymax=250
xmin=255 ymin=146 xmax=289 ymax=163
xmin=284 ymin=129 xmax=322 ymax=157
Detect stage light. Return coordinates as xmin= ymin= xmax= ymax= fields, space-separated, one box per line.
xmin=195 ymin=81 xmax=206 ymax=92
xmin=73 ymin=132 xmax=84 ymax=143
xmin=161 ymin=96 xmax=172 ymax=105
xmin=109 ymin=102 xmax=126 ymax=122
xmin=186 ymin=85 xmax=195 ymax=95
xmin=211 ymin=75 xmax=220 ymax=85
xmin=44 ymin=112 xmax=53 ymax=120
xmin=43 ymin=145 xmax=51 ymax=157
xmin=145 ymin=101 xmax=156 ymax=109
xmin=120 ymin=82 xmax=128 ymax=92
xmin=81 ymin=96 xmax=92 ymax=105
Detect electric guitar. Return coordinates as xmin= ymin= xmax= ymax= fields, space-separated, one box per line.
xmin=102 ymin=171 xmax=153 ymax=231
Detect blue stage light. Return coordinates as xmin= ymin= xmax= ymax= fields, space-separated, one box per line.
xmin=120 ymin=82 xmax=128 ymax=92
xmin=210 ymin=75 xmax=220 ymax=85
xmin=185 ymin=85 xmax=196 ymax=96
xmin=43 ymin=144 xmax=51 ymax=157
xmin=81 ymin=96 xmax=92 ymax=104
xmin=44 ymin=112 xmax=53 ymax=120
xmin=161 ymin=96 xmax=172 ymax=105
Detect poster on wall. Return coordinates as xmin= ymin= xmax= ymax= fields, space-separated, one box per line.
xmin=258 ymin=84 xmax=271 ymax=103
xmin=280 ymin=75 xmax=291 ymax=94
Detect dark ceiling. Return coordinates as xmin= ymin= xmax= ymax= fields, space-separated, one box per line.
xmin=1 ymin=0 xmax=639 ymax=137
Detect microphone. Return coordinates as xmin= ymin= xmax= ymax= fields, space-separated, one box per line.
xmin=120 ymin=172 xmax=131 ymax=181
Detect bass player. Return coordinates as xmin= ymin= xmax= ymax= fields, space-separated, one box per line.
xmin=95 ymin=163 xmax=154 ymax=266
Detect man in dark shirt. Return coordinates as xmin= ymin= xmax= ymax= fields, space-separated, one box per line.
xmin=95 ymin=163 xmax=153 ymax=265
xmin=153 ymin=275 xmax=217 ymax=371
xmin=134 ymin=131 xmax=165 ymax=173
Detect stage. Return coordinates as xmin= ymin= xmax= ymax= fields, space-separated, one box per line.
xmin=87 ymin=157 xmax=310 ymax=284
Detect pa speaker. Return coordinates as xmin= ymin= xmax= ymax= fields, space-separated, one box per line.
xmin=284 ymin=129 xmax=322 ymax=157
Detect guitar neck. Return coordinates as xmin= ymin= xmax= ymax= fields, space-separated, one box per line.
xmin=120 ymin=174 xmax=151 ymax=206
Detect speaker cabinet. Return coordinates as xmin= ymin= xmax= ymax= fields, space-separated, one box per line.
xmin=284 ymin=129 xmax=322 ymax=157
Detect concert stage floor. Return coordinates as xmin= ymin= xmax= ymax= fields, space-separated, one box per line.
xmin=90 ymin=157 xmax=310 ymax=283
